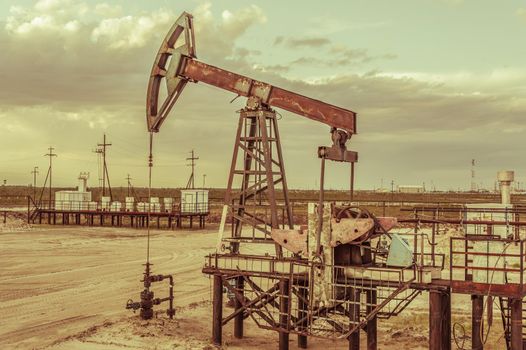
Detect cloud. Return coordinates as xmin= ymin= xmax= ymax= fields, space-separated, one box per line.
xmin=253 ymin=63 xmax=290 ymax=74
xmin=271 ymin=34 xmax=395 ymax=68
xmin=94 ymin=3 xmax=122 ymax=17
xmin=274 ymin=35 xmax=331 ymax=48
xmin=192 ymin=2 xmax=266 ymax=63
xmin=0 ymin=1 xmax=525 ymax=190
xmin=5 ymin=0 xmax=88 ymax=35
xmin=435 ymin=0 xmax=464 ymax=5
xmin=0 ymin=1 xmax=268 ymax=108
xmin=287 ymin=46 xmax=395 ymax=68
xmin=221 ymin=4 xmax=266 ymax=36
xmin=0 ymin=1 xmax=274 ymax=187
xmin=91 ymin=9 xmax=174 ymax=49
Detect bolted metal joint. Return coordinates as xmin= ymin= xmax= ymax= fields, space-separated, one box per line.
xmin=318 ymin=128 xmax=358 ymax=163
xmin=125 ymin=299 xmax=141 ymax=312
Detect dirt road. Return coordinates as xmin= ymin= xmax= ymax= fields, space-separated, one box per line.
xmin=0 ymin=226 xmax=215 ymax=349
xmin=0 ymin=225 xmax=507 ymax=349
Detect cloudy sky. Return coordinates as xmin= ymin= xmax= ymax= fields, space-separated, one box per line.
xmin=0 ymin=0 xmax=525 ymax=191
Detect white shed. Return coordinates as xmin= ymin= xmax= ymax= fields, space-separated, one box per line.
xmin=180 ymin=189 xmax=209 ymax=214
xmin=55 ymin=191 xmax=91 ymax=211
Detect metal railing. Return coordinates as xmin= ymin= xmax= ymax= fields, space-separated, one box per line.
xmin=450 ymin=236 xmax=526 ymax=292
xmin=205 ymin=253 xmax=418 ymax=339
xmin=27 ymin=197 xmax=209 ymax=215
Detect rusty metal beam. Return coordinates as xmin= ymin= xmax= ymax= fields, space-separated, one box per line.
xmin=234 ymin=276 xmax=244 ymax=338
xmin=442 ymin=289 xmax=452 ymax=350
xmin=180 ymin=58 xmax=356 ymax=133
xmin=510 ymin=298 xmax=522 ymax=350
xmin=223 ymin=277 xmax=279 ymax=328
xmin=367 ymin=289 xmax=378 ymax=350
xmin=279 ymin=279 xmax=290 ymax=350
xmin=472 ymin=295 xmax=484 ymax=350
xmin=429 ymin=290 xmax=441 ymax=350
xmin=348 ymin=287 xmax=360 ymax=350
xmin=212 ymin=274 xmax=223 ymax=346
xmin=296 ymin=286 xmax=308 ymax=349
xmin=429 ymin=289 xmax=451 ymax=350
xmin=400 ymin=218 xmax=526 ymax=226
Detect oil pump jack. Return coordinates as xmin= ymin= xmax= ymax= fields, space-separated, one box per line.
xmin=126 ymin=11 xmax=526 ymax=350
xmin=146 ymin=12 xmax=358 ymax=252
xmin=137 ymin=11 xmax=408 ymax=350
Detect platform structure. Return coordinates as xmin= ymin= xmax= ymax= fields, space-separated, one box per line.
xmin=137 ymin=12 xmax=526 ymax=349
xmin=203 ymin=204 xmax=526 ymax=350
xmin=27 ymin=197 xmax=208 ymax=229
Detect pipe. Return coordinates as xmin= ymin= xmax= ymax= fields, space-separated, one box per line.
xmin=315 ymin=157 xmax=325 ymax=257
xmin=213 ymin=274 xmax=223 ymax=346
xmin=349 ymin=287 xmax=360 ymax=350
xmin=168 ymin=275 xmax=174 ymax=319
xmin=429 ymin=290 xmax=442 ymax=350
xmin=471 ymin=295 xmax=483 ymax=350
xmin=234 ymin=276 xmax=244 ymax=338
xmin=279 ymin=278 xmax=290 ymax=350
xmin=367 ymin=289 xmax=377 ymax=350
xmin=400 ymin=218 xmax=526 ymax=226
xmin=510 ymin=298 xmax=522 ymax=350
xmin=297 ymin=285 xmax=308 ymax=349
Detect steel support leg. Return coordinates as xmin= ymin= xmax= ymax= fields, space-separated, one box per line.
xmin=429 ymin=290 xmax=441 ymax=350
xmin=367 ymin=289 xmax=377 ymax=350
xmin=472 ymin=295 xmax=484 ymax=350
xmin=429 ymin=289 xmax=451 ymax=350
xmin=297 ymin=285 xmax=308 ymax=349
xmin=234 ymin=276 xmax=244 ymax=339
xmin=442 ymin=289 xmax=451 ymax=350
xmin=349 ymin=288 xmax=360 ymax=350
xmin=510 ymin=298 xmax=522 ymax=350
xmin=279 ymin=279 xmax=290 ymax=350
xmin=212 ymin=274 xmax=223 ymax=346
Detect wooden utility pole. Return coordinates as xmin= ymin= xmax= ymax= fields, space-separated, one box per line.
xmin=126 ymin=174 xmax=132 ymax=197
xmin=31 ymin=166 xmax=39 ymax=198
xmin=186 ymin=149 xmax=199 ymax=189
xmin=94 ymin=134 xmax=113 ymax=199
xmin=44 ymin=147 xmax=57 ymax=209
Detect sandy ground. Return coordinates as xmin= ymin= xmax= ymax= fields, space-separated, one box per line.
xmin=0 ymin=224 xmax=509 ymax=349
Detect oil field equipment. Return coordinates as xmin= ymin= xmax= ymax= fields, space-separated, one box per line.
xmin=136 ymin=11 xmax=526 ymax=350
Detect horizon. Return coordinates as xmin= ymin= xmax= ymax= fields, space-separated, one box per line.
xmin=1 ymin=0 xmax=525 ymax=190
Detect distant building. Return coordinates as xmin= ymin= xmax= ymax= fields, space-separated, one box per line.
xmin=398 ymin=185 xmax=425 ymax=194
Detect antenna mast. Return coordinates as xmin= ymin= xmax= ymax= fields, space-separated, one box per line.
xmin=126 ymin=174 xmax=132 ymax=197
